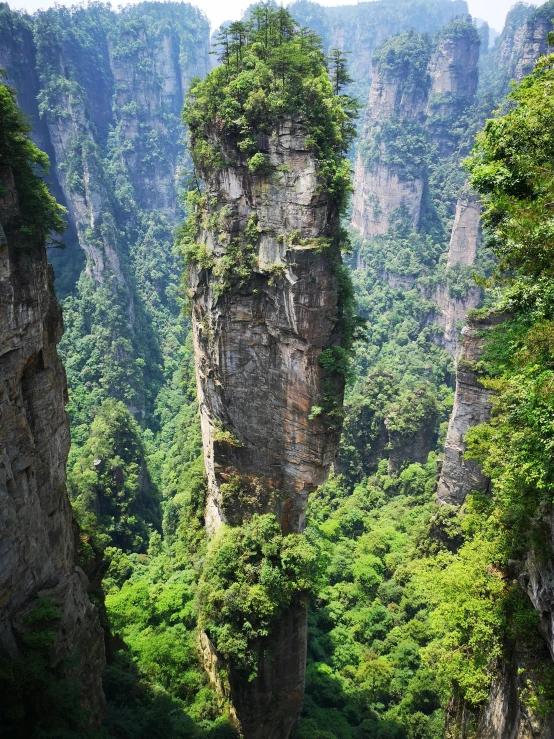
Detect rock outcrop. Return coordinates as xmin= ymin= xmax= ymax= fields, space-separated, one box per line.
xmin=447 ymin=195 xmax=481 ymax=268
xmin=351 ymin=31 xmax=431 ymax=241
xmin=445 ymin=650 xmax=554 ymax=739
xmin=352 ymin=21 xmax=480 ymax=243
xmin=435 ymin=312 xmax=505 ymax=505
xmin=429 ymin=192 xmax=483 ymax=357
xmin=481 ymin=1 xmax=554 ymax=100
xmin=0 ymin=164 xmax=105 ymax=721
xmin=189 ymin=117 xmax=345 ymax=738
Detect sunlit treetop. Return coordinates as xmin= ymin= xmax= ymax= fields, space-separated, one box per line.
xmin=184 ymin=4 xmax=358 ymax=211
xmin=467 ymin=50 xmax=554 ymax=280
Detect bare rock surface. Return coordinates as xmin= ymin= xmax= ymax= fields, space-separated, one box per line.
xmin=435 ymin=313 xmax=505 ymax=506
xmin=190 ymin=117 xmax=345 ymax=738
xmin=0 ymin=166 xmax=105 ymax=723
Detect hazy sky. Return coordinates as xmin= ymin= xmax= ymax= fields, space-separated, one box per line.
xmin=10 ymin=0 xmax=542 ymax=36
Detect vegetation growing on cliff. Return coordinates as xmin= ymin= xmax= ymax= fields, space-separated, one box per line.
xmin=0 ymin=76 xmax=65 ymax=242
xmin=197 ymin=515 xmax=320 ymax=677
xmin=424 ymin=48 xmax=554 ymax=711
xmin=184 ymin=6 xmax=356 ymax=208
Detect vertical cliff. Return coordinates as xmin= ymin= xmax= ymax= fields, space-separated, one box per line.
xmin=184 ymin=13 xmax=355 ymax=736
xmin=351 ymin=30 xmax=432 ymax=241
xmin=0 ymin=3 xmax=211 ymax=430
xmin=190 ymin=119 xmax=344 ymax=538
xmin=435 ymin=312 xmax=502 ymax=505
xmin=480 ymin=0 xmax=554 ymax=100
xmin=352 ymin=20 xmax=480 ymax=247
xmin=430 ymin=192 xmax=483 ymax=357
xmin=189 ymin=114 xmax=345 ymax=739
xmin=0 ymin=83 xmax=105 ymax=730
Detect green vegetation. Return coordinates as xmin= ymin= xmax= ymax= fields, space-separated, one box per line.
xmin=184 ymin=6 xmax=355 ymax=208
xmin=198 ymin=515 xmax=319 ymax=677
xmin=0 ymin=76 xmax=65 ymax=243
xmin=371 ymin=30 xmax=432 ymax=86
xmin=180 ymin=6 xmax=359 ymax=311
xmin=417 ymin=50 xmax=554 ymax=714
xmin=68 ymin=399 xmax=162 ymax=553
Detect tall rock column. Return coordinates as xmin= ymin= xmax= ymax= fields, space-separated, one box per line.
xmin=351 ymin=30 xmax=431 ymax=241
xmin=191 ymin=119 xmax=343 ymax=536
xmin=436 ymin=312 xmax=506 ymax=505
xmin=183 ymin=18 xmax=355 ymax=734
xmin=0 ymin=89 xmax=105 ymax=728
xmin=188 ymin=116 xmax=346 ymax=738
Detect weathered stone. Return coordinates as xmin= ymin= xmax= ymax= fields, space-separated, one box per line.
xmin=445 ymin=651 xmax=554 ymax=739
xmin=447 ymin=194 xmax=481 ymax=268
xmin=352 ymin=157 xmax=425 ymax=240
xmin=428 ymin=33 xmax=479 ymax=100
xmin=435 ymin=313 xmax=505 ymax=506
xmin=0 ymin=166 xmax=105 ymax=723
xmin=352 ymin=23 xmax=480 ymax=244
xmin=190 ymin=117 xmax=344 ymax=738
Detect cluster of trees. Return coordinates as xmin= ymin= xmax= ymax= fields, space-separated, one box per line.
xmin=184 ymin=6 xmax=356 ymax=211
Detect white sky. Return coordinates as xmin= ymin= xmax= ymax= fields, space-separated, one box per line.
xmin=9 ymin=0 xmax=542 ymax=36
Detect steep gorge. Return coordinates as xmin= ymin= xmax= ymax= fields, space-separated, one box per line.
xmin=3 ymin=1 xmax=554 ymax=738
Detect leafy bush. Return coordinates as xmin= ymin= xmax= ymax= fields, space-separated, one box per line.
xmin=197 ymin=514 xmax=320 ymax=677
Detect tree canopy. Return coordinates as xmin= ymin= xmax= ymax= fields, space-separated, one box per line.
xmin=184 ymin=4 xmax=357 ymax=210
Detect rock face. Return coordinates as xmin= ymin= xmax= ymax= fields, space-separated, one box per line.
xmin=504 ymin=1 xmax=554 ymax=85
xmin=445 ymin=651 xmax=554 ymax=739
xmin=352 ymin=157 xmax=425 ymax=240
xmin=0 ymin=3 xmax=211 ymax=416
xmin=189 ymin=117 xmax=345 ymax=738
xmin=351 ymin=33 xmax=431 ymax=241
xmin=352 ymin=22 xmax=480 ymax=243
xmin=435 ymin=313 xmax=505 ymax=505
xmin=429 ymin=193 xmax=483 ymax=356
xmin=481 ymin=1 xmax=554 ymax=100
xmin=447 ymin=195 xmax=481 ymax=268
xmin=0 ymin=165 xmax=105 ymax=721
xmin=428 ymin=31 xmax=479 ymax=100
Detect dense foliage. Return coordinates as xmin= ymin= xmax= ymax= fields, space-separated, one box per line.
xmin=184 ymin=6 xmax=356 ymax=210
xmin=197 ymin=515 xmax=319 ymax=676
xmin=0 ymin=76 xmax=65 ymax=242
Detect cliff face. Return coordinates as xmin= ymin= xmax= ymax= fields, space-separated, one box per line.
xmin=0 ymin=165 xmax=105 ymax=721
xmin=435 ymin=313 xmax=502 ymax=505
xmin=189 ymin=117 xmax=345 ymax=738
xmin=445 ymin=650 xmax=554 ymax=739
xmin=351 ymin=36 xmax=431 ymax=241
xmin=502 ymin=1 xmax=554 ymax=85
xmin=352 ymin=23 xmax=480 ymax=246
xmin=480 ymin=1 xmax=554 ymax=101
xmin=429 ymin=193 xmax=483 ymax=357
xmin=0 ymin=3 xmax=211 ymax=420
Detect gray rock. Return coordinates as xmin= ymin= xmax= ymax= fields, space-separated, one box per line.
xmin=0 ymin=165 xmax=106 ymax=724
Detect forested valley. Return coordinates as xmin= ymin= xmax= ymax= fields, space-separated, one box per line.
xmin=2 ymin=1 xmax=554 ymax=738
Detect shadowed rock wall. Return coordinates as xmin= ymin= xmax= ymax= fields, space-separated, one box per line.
xmin=0 ymin=164 xmax=105 ymax=723
xmin=189 ymin=116 xmax=345 ymax=738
